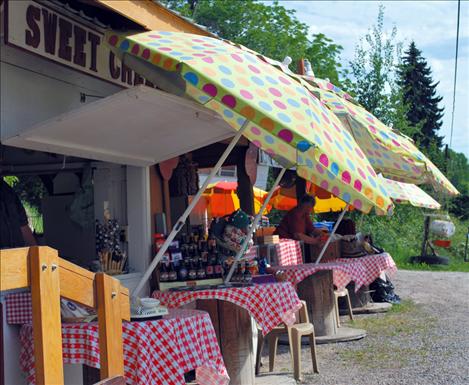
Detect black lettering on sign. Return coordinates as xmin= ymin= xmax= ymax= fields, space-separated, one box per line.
xmin=73 ymin=25 xmax=87 ymax=67
xmin=58 ymin=18 xmax=72 ymax=61
xmin=42 ymin=9 xmax=57 ymax=55
xmin=109 ymin=52 xmax=120 ymax=79
xmin=121 ymin=64 xmax=133 ymax=85
xmin=25 ymin=5 xmax=40 ymax=48
xmin=88 ymin=32 xmax=100 ymax=72
xmin=134 ymin=73 xmax=144 ymax=86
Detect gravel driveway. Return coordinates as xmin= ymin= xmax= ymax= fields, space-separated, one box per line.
xmin=256 ymin=270 xmax=469 ymax=385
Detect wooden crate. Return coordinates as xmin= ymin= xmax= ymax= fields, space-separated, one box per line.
xmin=158 ymin=278 xmax=223 ymax=291
xmin=307 ymin=240 xmax=341 ymax=263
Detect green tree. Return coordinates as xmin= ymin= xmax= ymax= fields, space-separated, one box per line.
xmin=162 ymin=0 xmax=310 ymax=63
xmin=397 ymin=42 xmax=445 ymax=150
xmin=447 ymin=150 xmax=469 ymax=194
xmin=305 ymin=33 xmax=343 ymax=86
xmin=348 ymin=5 xmax=402 ymax=123
xmin=386 ymin=86 xmax=422 ymax=139
xmin=161 ymin=0 xmax=345 ymax=79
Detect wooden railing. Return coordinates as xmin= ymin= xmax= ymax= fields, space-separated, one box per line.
xmin=0 ymin=246 xmax=130 ymax=385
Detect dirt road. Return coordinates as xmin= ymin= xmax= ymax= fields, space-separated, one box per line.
xmin=256 ymin=270 xmax=469 ymax=385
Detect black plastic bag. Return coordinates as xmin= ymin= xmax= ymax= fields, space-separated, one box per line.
xmin=369 ymin=275 xmax=401 ymax=304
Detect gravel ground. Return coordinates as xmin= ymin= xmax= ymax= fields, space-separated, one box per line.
xmin=256 ymin=270 xmax=469 ymax=385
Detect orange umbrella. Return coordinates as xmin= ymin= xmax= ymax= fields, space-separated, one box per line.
xmin=269 ymin=183 xmax=351 ymax=213
xmin=203 ymin=181 xmax=269 ymax=217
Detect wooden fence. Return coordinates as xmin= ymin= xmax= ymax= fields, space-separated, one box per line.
xmin=0 ymin=246 xmax=130 ymax=385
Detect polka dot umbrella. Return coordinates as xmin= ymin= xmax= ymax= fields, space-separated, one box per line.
xmin=297 ymin=76 xmax=459 ymax=197
xmin=105 ymin=30 xmax=393 ymax=215
xmin=379 ymin=176 xmax=441 ymax=210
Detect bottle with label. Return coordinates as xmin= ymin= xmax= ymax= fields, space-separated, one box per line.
xmin=200 ymin=241 xmax=208 ymax=265
xmin=205 ymin=254 xmax=214 ymax=279
xmin=188 ymin=258 xmax=197 ymax=281
xmin=159 ymin=262 xmax=169 ymax=282
xmin=208 ymin=232 xmax=217 ymax=250
xmin=213 ymin=252 xmax=223 ymax=279
xmin=168 ymin=261 xmax=178 ymax=282
xmin=188 ymin=234 xmax=197 ymax=257
xmin=235 ymin=262 xmax=245 ymax=282
xmin=178 ymin=259 xmax=188 ymax=282
xmin=243 ymin=265 xmax=252 ymax=283
xmin=197 ymin=258 xmax=206 ymax=279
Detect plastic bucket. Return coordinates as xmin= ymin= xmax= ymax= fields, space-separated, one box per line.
xmin=429 ymin=220 xmax=455 ymax=238
xmin=433 ymin=239 xmax=451 ymax=248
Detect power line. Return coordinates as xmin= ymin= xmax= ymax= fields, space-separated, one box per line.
xmin=449 ymin=0 xmax=461 ymax=150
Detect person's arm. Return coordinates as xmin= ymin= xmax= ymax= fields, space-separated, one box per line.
xmin=21 ymin=225 xmax=37 ymax=246
xmin=293 ymin=232 xmax=322 ymax=245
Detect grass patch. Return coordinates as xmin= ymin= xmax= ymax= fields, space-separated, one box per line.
xmin=386 ymin=299 xmax=415 ymax=314
xmin=351 ymin=205 xmax=469 ymax=272
xmin=338 ymin=299 xmax=437 ymax=369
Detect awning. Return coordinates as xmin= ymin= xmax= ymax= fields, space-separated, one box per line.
xmin=3 ymin=85 xmax=234 ymax=166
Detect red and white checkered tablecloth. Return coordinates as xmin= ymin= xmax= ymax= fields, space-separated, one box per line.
xmin=19 ymin=309 xmax=229 ymax=385
xmin=336 ymin=253 xmax=397 ymax=287
xmin=153 ymin=282 xmax=302 ymax=336
xmin=5 ymin=291 xmax=31 ymax=325
xmin=268 ymin=253 xmax=397 ymax=292
xmin=274 ymin=240 xmax=303 ymax=266
xmin=258 ymin=239 xmax=303 ymax=266
xmin=268 ymin=262 xmax=367 ymax=291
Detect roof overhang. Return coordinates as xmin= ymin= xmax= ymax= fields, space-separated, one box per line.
xmin=3 ymin=85 xmax=234 ymax=166
xmin=95 ymin=0 xmax=214 ymax=37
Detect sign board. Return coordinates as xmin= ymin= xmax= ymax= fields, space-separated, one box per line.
xmin=3 ymin=0 xmax=153 ymax=88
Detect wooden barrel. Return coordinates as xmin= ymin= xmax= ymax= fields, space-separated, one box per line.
xmin=347 ymin=283 xmax=372 ymax=308
xmin=196 ymin=299 xmax=255 ymax=385
xmin=296 ymin=270 xmax=337 ymax=336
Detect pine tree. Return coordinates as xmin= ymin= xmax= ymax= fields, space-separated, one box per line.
xmin=397 ymin=42 xmax=445 ymax=150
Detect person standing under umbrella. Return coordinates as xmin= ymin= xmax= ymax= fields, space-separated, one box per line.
xmin=0 ymin=179 xmax=37 ymax=249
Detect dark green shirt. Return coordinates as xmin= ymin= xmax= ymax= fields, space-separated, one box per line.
xmin=0 ymin=180 xmax=28 ymax=249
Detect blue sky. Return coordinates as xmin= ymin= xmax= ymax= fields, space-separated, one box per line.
xmin=267 ymin=1 xmax=468 ymax=156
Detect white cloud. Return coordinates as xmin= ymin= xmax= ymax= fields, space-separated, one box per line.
xmin=274 ymin=0 xmax=469 ymax=156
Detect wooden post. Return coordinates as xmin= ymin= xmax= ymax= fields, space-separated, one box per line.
xmin=237 ymin=148 xmax=255 ymax=216
xmin=29 ymin=246 xmax=64 ymax=385
xmin=196 ymin=300 xmax=221 ymax=343
xmin=96 ymin=273 xmax=125 ymax=379
xmin=297 ymin=270 xmax=337 ymax=337
xmin=196 ymin=299 xmax=255 ymax=385
xmin=218 ymin=301 xmax=255 ymax=385
xmin=163 ymin=180 xmax=172 ymax=231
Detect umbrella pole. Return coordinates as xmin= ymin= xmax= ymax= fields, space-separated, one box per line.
xmin=314 ymin=205 xmax=349 ymax=265
xmin=132 ymin=123 xmax=248 ymax=298
xmin=224 ymin=167 xmax=287 ymax=284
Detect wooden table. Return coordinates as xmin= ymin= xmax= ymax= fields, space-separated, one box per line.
xmin=19 ymin=309 xmax=229 ymax=385
xmin=153 ymin=282 xmax=302 ymax=385
xmin=336 ymin=254 xmax=397 ymax=314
